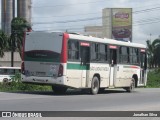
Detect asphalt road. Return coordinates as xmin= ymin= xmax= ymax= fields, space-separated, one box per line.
xmin=0 ymin=88 xmax=160 ymax=111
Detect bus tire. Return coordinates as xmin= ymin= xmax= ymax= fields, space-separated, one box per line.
xmin=52 ymin=85 xmax=67 ymax=94
xmin=125 ymin=78 xmax=135 ymax=93
xmin=90 ymin=76 xmax=100 ymax=95
xmin=3 ymin=78 xmax=8 ymax=84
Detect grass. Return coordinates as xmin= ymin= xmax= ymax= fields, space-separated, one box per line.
xmin=0 ymin=73 xmax=52 ymax=92
xmin=147 ymin=69 xmax=160 ymax=88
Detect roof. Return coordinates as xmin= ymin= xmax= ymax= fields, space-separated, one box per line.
xmin=68 ymin=33 xmax=146 ymax=48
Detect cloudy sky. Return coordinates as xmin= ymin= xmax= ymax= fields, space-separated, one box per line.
xmin=1 ymin=0 xmax=160 ymax=44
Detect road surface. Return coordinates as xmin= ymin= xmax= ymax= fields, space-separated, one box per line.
xmin=0 ymin=88 xmax=160 ymax=111
xmin=0 ymin=88 xmax=160 ymax=120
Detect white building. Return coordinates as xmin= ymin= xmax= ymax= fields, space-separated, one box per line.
xmin=0 ymin=52 xmax=21 ymax=67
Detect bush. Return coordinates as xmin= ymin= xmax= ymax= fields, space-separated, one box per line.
xmin=0 ymin=73 xmax=52 ymax=92
xmin=147 ymin=69 xmax=160 ymax=88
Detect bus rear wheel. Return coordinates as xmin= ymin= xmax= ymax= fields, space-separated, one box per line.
xmin=52 ymin=85 xmax=67 ymax=94
xmin=90 ymin=76 xmax=100 ymax=95
xmin=125 ymin=78 xmax=135 ymax=92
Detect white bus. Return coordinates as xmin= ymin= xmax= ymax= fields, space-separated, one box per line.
xmin=0 ymin=67 xmax=21 ymax=82
xmin=21 ymin=31 xmax=147 ymax=94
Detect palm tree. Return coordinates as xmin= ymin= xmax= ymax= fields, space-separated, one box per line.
xmin=152 ymin=39 xmax=160 ymax=67
xmin=9 ymin=17 xmax=31 ymax=59
xmin=0 ymin=30 xmax=8 ymax=57
xmin=146 ymin=38 xmax=160 ymax=68
xmin=146 ymin=40 xmax=154 ymax=68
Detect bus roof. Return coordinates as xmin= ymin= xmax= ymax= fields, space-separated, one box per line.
xmin=68 ymin=33 xmax=146 ymax=48
xmin=27 ymin=31 xmax=146 ymax=49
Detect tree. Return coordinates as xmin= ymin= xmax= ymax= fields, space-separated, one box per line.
xmin=146 ymin=38 xmax=160 ymax=68
xmin=9 ymin=17 xmax=31 ymax=59
xmin=0 ymin=30 xmax=8 ymax=57
xmin=152 ymin=39 xmax=160 ymax=67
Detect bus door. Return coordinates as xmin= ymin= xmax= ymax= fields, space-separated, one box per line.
xmin=140 ymin=49 xmax=147 ymax=85
xmin=80 ymin=42 xmax=90 ymax=87
xmin=109 ymin=45 xmax=118 ymax=87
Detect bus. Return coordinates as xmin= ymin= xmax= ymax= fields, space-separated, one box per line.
xmin=0 ymin=67 xmax=21 ymax=83
xmin=21 ymin=31 xmax=147 ymax=94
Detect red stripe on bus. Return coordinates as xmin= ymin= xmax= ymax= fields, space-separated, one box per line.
xmin=131 ymin=66 xmax=140 ymax=69
xmin=61 ymin=33 xmax=69 ymax=63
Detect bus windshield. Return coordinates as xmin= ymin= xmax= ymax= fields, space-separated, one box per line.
xmin=0 ymin=67 xmax=21 ymax=82
xmin=0 ymin=68 xmax=20 ymax=75
xmin=25 ymin=32 xmax=63 ymax=63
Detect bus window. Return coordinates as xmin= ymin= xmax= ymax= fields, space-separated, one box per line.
xmin=68 ymin=40 xmax=79 ymax=60
xmin=110 ymin=49 xmax=117 ymax=65
xmin=0 ymin=67 xmax=21 ymax=82
xmin=7 ymin=69 xmax=14 ymax=75
xmin=91 ymin=43 xmax=99 ymax=61
xmin=119 ymin=46 xmax=129 ymax=63
xmin=80 ymin=46 xmax=90 ymax=65
xmin=99 ymin=44 xmax=107 ymax=61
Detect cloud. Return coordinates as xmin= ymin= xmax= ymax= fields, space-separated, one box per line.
xmin=1 ymin=0 xmax=158 ymax=45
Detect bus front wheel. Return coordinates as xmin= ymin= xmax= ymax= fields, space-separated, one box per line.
xmin=90 ymin=76 xmax=100 ymax=95
xmin=52 ymin=85 xmax=67 ymax=94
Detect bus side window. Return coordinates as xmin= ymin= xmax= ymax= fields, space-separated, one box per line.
xmin=80 ymin=47 xmax=90 ymax=65
xmin=68 ymin=40 xmax=79 ymax=61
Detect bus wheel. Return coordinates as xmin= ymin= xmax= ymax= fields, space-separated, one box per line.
xmin=52 ymin=86 xmax=67 ymax=94
xmin=125 ymin=78 xmax=135 ymax=93
xmin=90 ymin=76 xmax=100 ymax=95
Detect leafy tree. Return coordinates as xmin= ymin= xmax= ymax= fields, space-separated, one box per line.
xmin=152 ymin=39 xmax=160 ymax=67
xmin=0 ymin=30 xmax=8 ymax=57
xmin=146 ymin=38 xmax=160 ymax=68
xmin=9 ymin=17 xmax=31 ymax=59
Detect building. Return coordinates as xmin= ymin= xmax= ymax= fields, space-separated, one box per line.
xmin=84 ymin=26 xmax=103 ymax=38
xmin=84 ymin=8 xmax=132 ymax=42
xmin=1 ymin=0 xmax=32 ymax=67
xmin=1 ymin=0 xmax=32 ymax=35
xmin=1 ymin=0 xmax=13 ymax=35
xmin=0 ymin=52 xmax=21 ymax=67
xmin=17 ymin=0 xmax=32 ymax=24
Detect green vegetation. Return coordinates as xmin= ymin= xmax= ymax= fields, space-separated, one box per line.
xmin=0 ymin=73 xmax=51 ymax=92
xmin=147 ymin=69 xmax=160 ymax=88
xmin=146 ymin=38 xmax=160 ymax=68
xmin=0 ymin=30 xmax=8 ymax=57
xmin=10 ymin=17 xmax=31 ymax=58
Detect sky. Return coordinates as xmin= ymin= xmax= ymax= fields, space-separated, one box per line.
xmin=1 ymin=0 xmax=160 ymax=44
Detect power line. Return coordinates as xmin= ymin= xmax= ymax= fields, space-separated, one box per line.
xmin=33 ymin=19 xmax=160 ymax=32
xmin=32 ymin=6 xmax=160 ymax=19
xmin=32 ymin=6 xmax=160 ymax=25
xmin=33 ymin=16 xmax=102 ymax=24
xmin=33 ymin=16 xmax=160 ymax=30
xmin=32 ymin=12 xmax=101 ymax=19
xmin=134 ymin=6 xmax=160 ymax=14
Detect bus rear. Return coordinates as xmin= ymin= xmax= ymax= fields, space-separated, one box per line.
xmin=21 ymin=32 xmax=68 ymax=87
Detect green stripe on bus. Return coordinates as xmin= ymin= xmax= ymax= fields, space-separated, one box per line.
xmin=67 ymin=63 xmax=90 ymax=70
xmin=24 ymin=56 xmax=60 ymax=62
